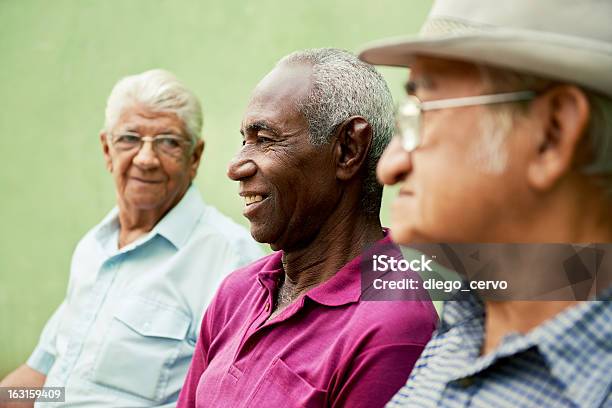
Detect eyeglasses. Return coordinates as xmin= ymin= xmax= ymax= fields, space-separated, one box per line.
xmin=395 ymin=90 xmax=536 ymax=152
xmin=111 ymin=134 xmax=192 ymax=157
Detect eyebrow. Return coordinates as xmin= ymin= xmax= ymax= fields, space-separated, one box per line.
xmin=241 ymin=121 xmax=280 ymax=137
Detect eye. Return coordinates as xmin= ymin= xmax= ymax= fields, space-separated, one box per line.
xmin=158 ymin=137 xmax=181 ymax=148
xmin=116 ymin=134 xmax=141 ymax=144
xmin=257 ymin=136 xmax=274 ymax=144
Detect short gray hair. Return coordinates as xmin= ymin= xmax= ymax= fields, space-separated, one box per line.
xmin=478 ymin=66 xmax=612 ymax=193
xmin=278 ymin=48 xmax=395 ymax=214
xmin=103 ymin=69 xmax=203 ymax=143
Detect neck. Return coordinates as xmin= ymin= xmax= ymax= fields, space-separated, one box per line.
xmin=281 ymin=209 xmax=383 ymax=294
xmin=116 ymin=188 xmax=187 ymax=248
xmin=499 ymin=175 xmax=612 ymax=243
xmin=117 ymin=206 xmax=163 ymax=248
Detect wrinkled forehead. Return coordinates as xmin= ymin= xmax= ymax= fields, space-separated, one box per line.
xmin=407 ymin=55 xmax=487 ymax=96
xmin=242 ymin=63 xmax=313 ymax=131
xmin=114 ymin=104 xmax=186 ymax=135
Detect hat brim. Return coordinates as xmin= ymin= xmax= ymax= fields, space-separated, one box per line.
xmin=358 ymin=31 xmax=612 ymax=97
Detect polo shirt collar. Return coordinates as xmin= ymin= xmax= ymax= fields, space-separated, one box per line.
xmin=255 ymin=231 xmax=399 ymax=308
xmin=255 ymin=252 xmax=284 ymax=290
xmin=304 ymin=254 xmax=363 ymax=306
xmin=306 ymin=232 xmax=398 ymax=307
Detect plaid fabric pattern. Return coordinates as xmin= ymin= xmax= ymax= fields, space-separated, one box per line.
xmin=387 ymin=288 xmax=612 ymax=407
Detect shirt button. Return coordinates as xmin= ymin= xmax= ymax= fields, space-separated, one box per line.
xmin=264 ymin=303 xmax=270 ymax=312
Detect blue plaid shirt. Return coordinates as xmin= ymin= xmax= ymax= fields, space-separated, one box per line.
xmin=387 ymin=289 xmax=612 ymax=407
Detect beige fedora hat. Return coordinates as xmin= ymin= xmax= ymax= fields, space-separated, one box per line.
xmin=359 ymin=0 xmax=612 ymax=97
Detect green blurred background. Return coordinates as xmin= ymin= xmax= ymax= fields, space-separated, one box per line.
xmin=0 ymin=0 xmax=432 ymax=375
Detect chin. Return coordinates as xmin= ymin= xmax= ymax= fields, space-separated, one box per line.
xmin=390 ymin=203 xmax=417 ymax=244
xmin=390 ymin=216 xmax=439 ymax=244
xmin=389 ymin=223 xmax=414 ymax=245
xmin=125 ymin=196 xmax=166 ymax=211
xmin=249 ymin=224 xmax=286 ymax=251
xmin=249 ymin=223 xmax=273 ymax=244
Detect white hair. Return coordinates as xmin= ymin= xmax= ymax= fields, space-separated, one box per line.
xmin=103 ymin=69 xmax=203 ymax=143
xmin=475 ymin=66 xmax=612 ymax=193
xmin=471 ymin=108 xmax=513 ymax=174
xmin=278 ymin=48 xmax=395 ymax=214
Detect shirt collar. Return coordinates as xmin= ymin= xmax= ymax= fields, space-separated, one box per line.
xmin=306 ymin=230 xmax=398 ymax=307
xmin=440 ymin=285 xmax=612 ymax=406
xmin=153 ymin=184 xmax=205 ymax=249
xmin=255 ymin=252 xmax=284 ymax=285
xmin=93 ymin=184 xmax=205 ymax=253
xmin=439 ymin=288 xmax=484 ymax=332
xmin=531 ymin=286 xmax=612 ymax=407
xmin=94 ymin=207 xmax=121 ymax=255
xmin=255 ymin=230 xmax=398 ymax=308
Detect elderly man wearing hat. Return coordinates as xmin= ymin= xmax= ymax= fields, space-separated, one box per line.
xmin=360 ymin=0 xmax=612 ymax=407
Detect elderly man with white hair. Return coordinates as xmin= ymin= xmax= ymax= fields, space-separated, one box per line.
xmin=359 ymin=0 xmax=612 ymax=407
xmin=0 ymin=69 xmax=262 ymax=407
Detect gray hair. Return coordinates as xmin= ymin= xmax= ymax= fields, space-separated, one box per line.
xmin=477 ymin=66 xmax=612 ymax=193
xmin=278 ymin=48 xmax=395 ymax=214
xmin=103 ymin=69 xmax=203 ymax=143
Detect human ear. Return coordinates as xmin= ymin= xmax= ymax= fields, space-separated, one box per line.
xmin=100 ymin=131 xmax=113 ymax=172
xmin=333 ymin=116 xmax=372 ymax=181
xmin=189 ymin=139 xmax=205 ymax=179
xmin=527 ymin=85 xmax=589 ymax=191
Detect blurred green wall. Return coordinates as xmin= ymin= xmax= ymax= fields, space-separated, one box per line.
xmin=0 ymin=0 xmax=432 ymax=375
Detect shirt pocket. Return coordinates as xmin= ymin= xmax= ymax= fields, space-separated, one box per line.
xmin=92 ymin=297 xmax=190 ymax=401
xmin=245 ymin=357 xmax=327 ymax=408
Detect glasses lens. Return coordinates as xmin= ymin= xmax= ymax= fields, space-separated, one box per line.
xmin=113 ymin=134 xmax=141 ymax=151
xmin=396 ymin=97 xmax=421 ymax=152
xmin=154 ymin=136 xmax=187 ymax=157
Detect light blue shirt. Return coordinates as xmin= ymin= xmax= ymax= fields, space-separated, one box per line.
xmin=28 ymin=185 xmax=263 ymax=407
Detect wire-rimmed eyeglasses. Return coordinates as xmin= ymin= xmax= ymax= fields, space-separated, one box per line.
xmin=395 ymin=91 xmax=536 ymax=152
xmin=110 ymin=134 xmax=193 ymax=157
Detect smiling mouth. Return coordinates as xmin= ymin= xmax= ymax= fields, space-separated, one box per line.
xmin=132 ymin=177 xmax=164 ymax=184
xmin=244 ymin=194 xmax=267 ymax=206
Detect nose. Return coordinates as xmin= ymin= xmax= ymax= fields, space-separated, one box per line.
xmin=377 ymin=137 xmax=413 ymax=186
xmin=132 ymin=140 xmax=161 ymax=170
xmin=227 ymin=151 xmax=257 ymax=181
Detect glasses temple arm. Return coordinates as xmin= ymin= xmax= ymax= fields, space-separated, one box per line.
xmin=420 ymin=91 xmax=536 ymax=111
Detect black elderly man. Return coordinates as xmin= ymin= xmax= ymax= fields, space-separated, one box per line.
xmin=360 ymin=0 xmax=612 ymax=406
xmin=178 ymin=48 xmax=437 ymax=408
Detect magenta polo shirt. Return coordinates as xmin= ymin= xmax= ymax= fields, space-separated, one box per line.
xmin=178 ymin=235 xmax=437 ymax=408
